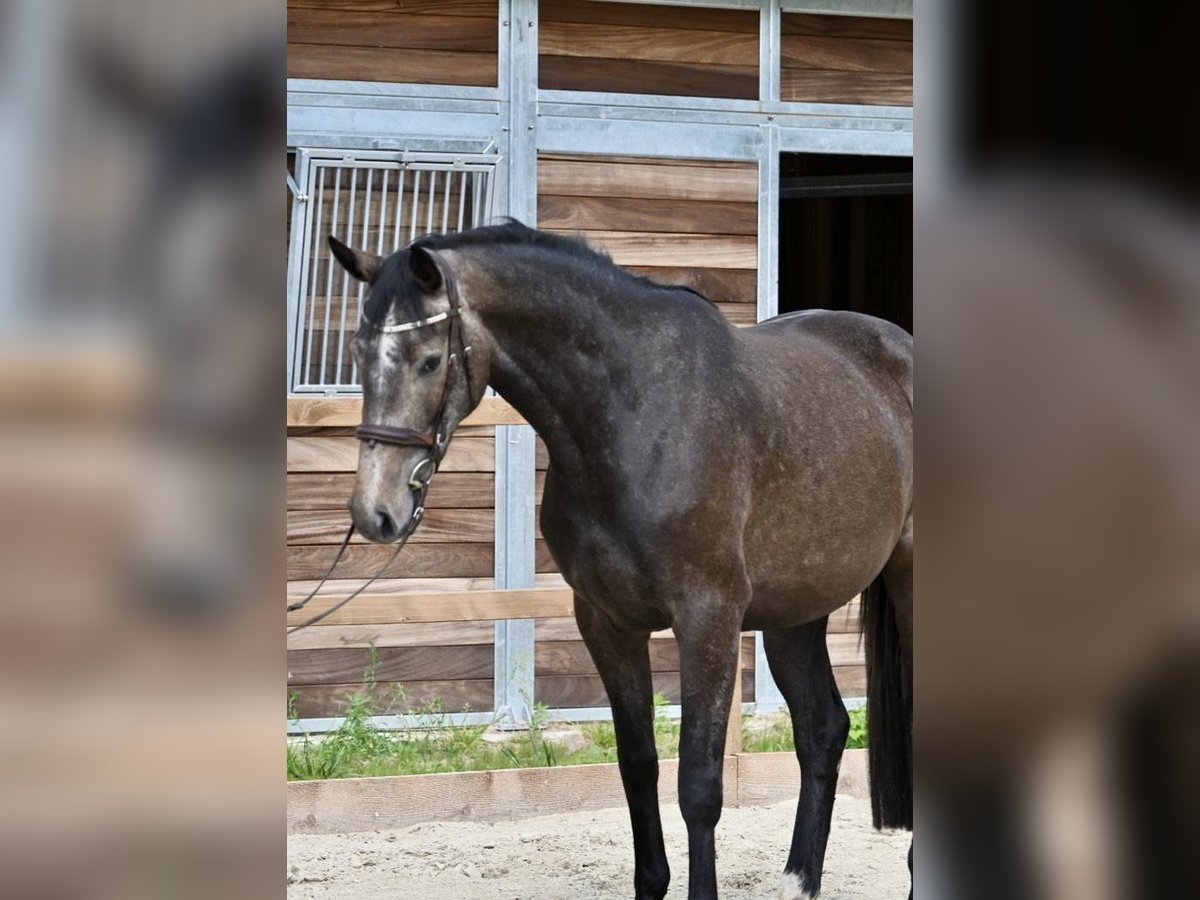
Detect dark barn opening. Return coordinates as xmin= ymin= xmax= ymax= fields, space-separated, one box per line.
xmin=778 ymin=153 xmax=913 ymax=334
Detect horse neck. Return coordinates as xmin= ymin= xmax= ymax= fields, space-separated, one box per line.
xmin=466 ymin=248 xmax=668 ymax=477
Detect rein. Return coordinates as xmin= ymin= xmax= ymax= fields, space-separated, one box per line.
xmin=287 ymin=254 xmax=473 ymax=634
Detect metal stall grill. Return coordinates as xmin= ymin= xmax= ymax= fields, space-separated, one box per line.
xmin=288 ymin=151 xmax=498 ymax=394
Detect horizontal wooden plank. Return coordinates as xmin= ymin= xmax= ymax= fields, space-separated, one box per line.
xmin=288 ymin=508 xmax=495 ymax=545
xmin=288 ymin=572 xmax=567 ymax=598
xmin=625 ymin=266 xmax=757 ymax=305
xmin=536 ymin=635 xmax=757 ymax=677
xmin=288 ymin=542 xmax=496 ymax=581
xmin=782 ymin=12 xmax=912 ymax=42
xmin=540 ymin=21 xmax=756 ymax=67
xmin=288 ymin=1 xmax=496 ymax=16
xmin=288 ymin=471 xmax=506 ymax=511
xmin=287 ymin=395 xmax=523 ymax=427
xmin=736 ymin=749 xmax=870 ymax=808
xmin=549 ymin=230 xmax=757 ymax=269
xmin=289 ymin=678 xmax=492 ymax=718
xmin=781 ymin=33 xmax=911 ymax=75
xmin=536 ymin=671 xmax=755 ymax=707
xmin=287 ymin=9 xmax=497 ymax=51
xmin=287 ymin=756 xmax=741 ymax=834
xmin=287 ymin=44 xmax=497 ymax=86
xmin=539 ymin=158 xmax=756 ymax=204
xmin=715 ymin=302 xmax=756 ymax=325
xmin=287 ymin=435 xmax=495 ymax=472
xmin=537 ymin=195 xmax=757 ymax=236
xmin=287 ymin=619 xmax=495 ymax=650
xmin=286 ymin=585 xmax=575 ymax=627
xmin=536 ymin=600 xmax=860 ymax=643
xmin=541 ymin=1 xmax=758 ymax=34
xmin=834 ymin=665 xmax=866 ymax=698
xmin=539 ymin=54 xmax=756 ymax=100
xmin=288 ymin=644 xmax=493 ymax=685
xmin=779 ymin=69 xmax=911 ymax=106
xmin=287 ymin=425 xmax=493 ymax=439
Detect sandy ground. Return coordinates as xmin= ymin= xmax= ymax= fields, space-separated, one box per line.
xmin=287 ymin=795 xmax=910 ymax=899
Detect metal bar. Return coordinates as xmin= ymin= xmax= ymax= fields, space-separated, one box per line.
xmin=288 ymin=79 xmax=502 ymax=102
xmin=392 ymin=168 xmax=406 ymax=252
xmin=286 ymin=150 xmax=313 ymax=393
xmin=537 ymin=88 xmax=912 ymax=120
xmin=409 ymin=170 xmax=421 ymax=242
xmin=301 ymin=163 xmax=326 ymax=390
xmin=315 ymin=166 xmax=341 ymax=389
xmin=760 ymin=0 xmax=781 ymax=104
xmin=780 ymin=172 xmax=913 ymax=197
xmin=780 ymin=0 xmax=912 ymax=17
xmin=756 ymin=125 xmax=780 ymax=323
xmin=588 ymin=0 xmax=762 ymax=8
xmin=456 ymin=170 xmax=468 ymax=232
xmin=425 ymin=169 xmax=436 ymax=236
xmin=492 ymin=0 xmax=539 ymax=729
xmin=538 ymin=116 xmax=759 ymax=162
xmin=326 ymin=167 xmax=356 ymax=387
xmin=339 ymin=165 xmax=371 ymax=384
xmin=441 ymin=167 xmax=452 ymax=233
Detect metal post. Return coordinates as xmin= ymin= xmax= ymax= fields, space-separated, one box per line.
xmin=760 ymin=0 xmax=782 ymax=104
xmin=493 ymin=0 xmax=539 ymax=727
xmin=754 ymin=122 xmax=786 ymax=712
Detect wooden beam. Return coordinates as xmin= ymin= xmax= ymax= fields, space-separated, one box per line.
xmin=286 ymin=750 xmax=869 ymax=835
xmin=287 ymin=395 xmax=525 ymax=428
xmin=286 ymin=587 xmax=576 ymax=627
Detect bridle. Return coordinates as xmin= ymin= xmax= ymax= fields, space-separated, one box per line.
xmin=287 ymin=250 xmax=473 ymax=633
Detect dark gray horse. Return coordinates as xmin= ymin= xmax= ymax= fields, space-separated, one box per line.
xmin=328 ymin=222 xmax=913 ymax=900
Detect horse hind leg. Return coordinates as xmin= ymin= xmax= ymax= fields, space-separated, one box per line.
xmin=763 ymin=616 xmax=849 ymax=899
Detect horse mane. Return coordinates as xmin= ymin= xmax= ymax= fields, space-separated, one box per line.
xmin=364 ymin=220 xmax=714 ymax=326
xmin=419 ymin=220 xmax=716 ymax=306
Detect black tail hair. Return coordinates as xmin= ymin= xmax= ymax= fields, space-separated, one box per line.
xmin=862 ymin=575 xmax=913 ymax=830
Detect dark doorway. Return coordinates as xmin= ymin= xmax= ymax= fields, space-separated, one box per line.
xmin=778 ymin=153 xmax=912 ymax=334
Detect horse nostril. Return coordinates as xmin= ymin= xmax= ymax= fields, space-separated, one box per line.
xmin=374 ymin=505 xmax=398 ymax=542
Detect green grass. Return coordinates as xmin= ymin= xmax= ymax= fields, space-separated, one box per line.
xmin=287 ymin=658 xmax=869 ymax=781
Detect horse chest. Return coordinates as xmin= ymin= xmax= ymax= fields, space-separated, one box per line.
xmin=540 ymin=484 xmax=667 ymax=629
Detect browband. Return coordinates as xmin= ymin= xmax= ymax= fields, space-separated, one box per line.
xmin=377 ymin=309 xmax=457 ymax=333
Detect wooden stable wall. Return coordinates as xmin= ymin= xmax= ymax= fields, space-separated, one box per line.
xmin=539 ymin=1 xmax=759 ymax=99
xmin=288 ymin=420 xmax=504 ymax=717
xmin=538 ymin=154 xmax=759 ymax=325
xmin=287 ymin=0 xmax=499 ymax=86
xmin=780 ymin=12 xmax=912 ymax=105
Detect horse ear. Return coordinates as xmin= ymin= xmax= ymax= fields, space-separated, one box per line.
xmin=328 ymin=235 xmax=382 ymax=283
xmin=409 ymin=245 xmax=443 ymax=293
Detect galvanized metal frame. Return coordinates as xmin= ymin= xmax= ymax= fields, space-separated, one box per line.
xmin=286 ymin=151 xmax=499 ymax=395
xmin=287 ymin=0 xmax=912 ymax=732
xmin=491 ymin=0 xmax=540 ymax=728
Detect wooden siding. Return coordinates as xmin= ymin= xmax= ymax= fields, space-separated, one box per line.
xmin=780 ymin=13 xmax=912 ymax=106
xmin=287 ymin=411 xmax=500 ymax=715
xmin=540 ymin=1 xmax=758 ymax=99
xmin=287 ymin=1 xmax=498 ymax=86
xmin=538 ymin=155 xmax=758 ymax=325
xmin=534 ymin=599 xmax=864 ymax=711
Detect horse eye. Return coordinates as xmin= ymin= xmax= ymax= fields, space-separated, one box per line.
xmin=418 ymin=355 xmax=441 ymax=376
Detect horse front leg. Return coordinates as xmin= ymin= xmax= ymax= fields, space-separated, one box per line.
xmin=575 ymin=595 xmax=670 ymax=900
xmin=674 ymin=594 xmax=747 ymax=900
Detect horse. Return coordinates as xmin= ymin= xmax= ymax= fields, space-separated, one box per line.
xmin=327 ymin=221 xmax=913 ymax=900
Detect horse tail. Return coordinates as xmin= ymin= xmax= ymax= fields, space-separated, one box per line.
xmin=862 ymin=574 xmax=913 ymax=830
